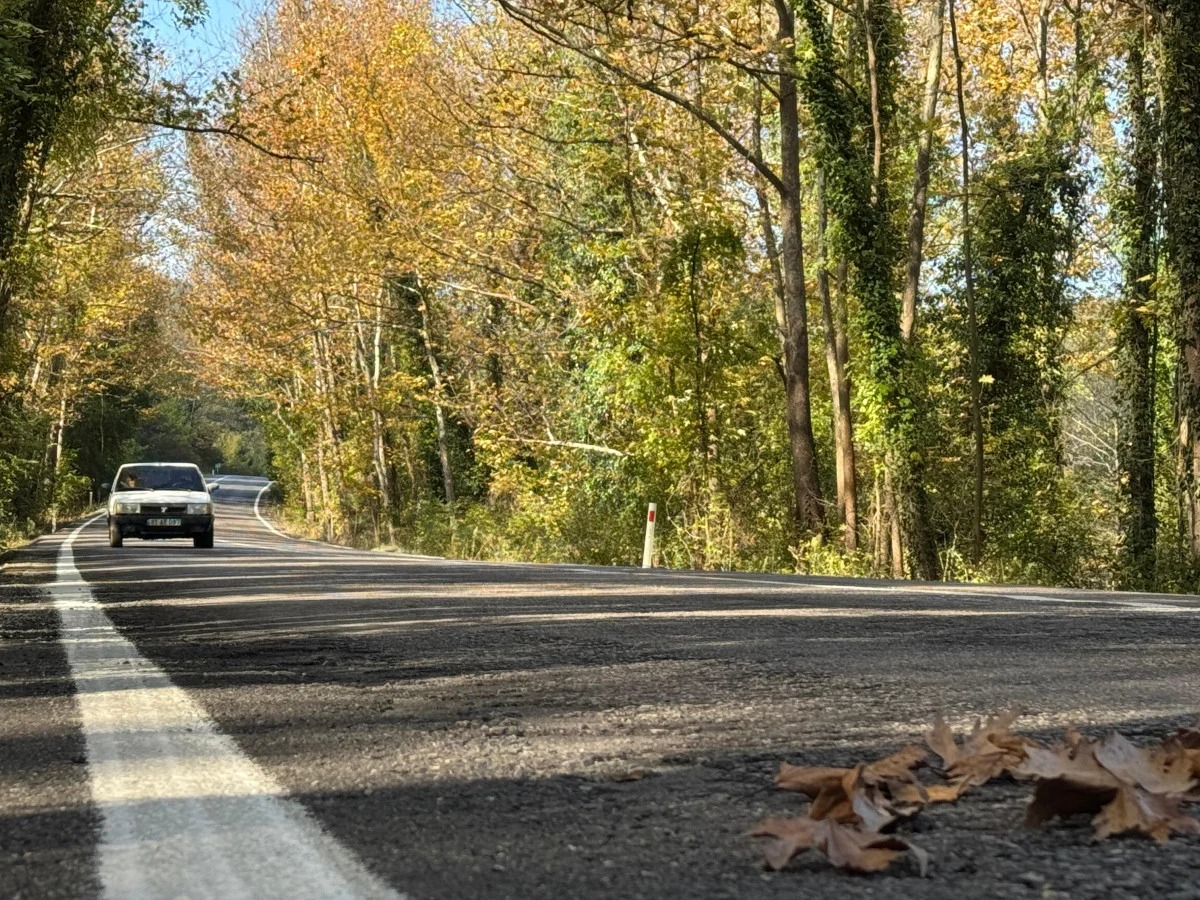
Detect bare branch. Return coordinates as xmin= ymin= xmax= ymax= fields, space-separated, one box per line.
xmin=495 ymin=0 xmax=784 ymax=194
xmin=490 ymin=435 xmax=628 ymax=457
xmin=120 ymin=117 xmax=321 ymax=163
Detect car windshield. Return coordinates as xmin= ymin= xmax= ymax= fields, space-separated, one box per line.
xmin=114 ymin=465 xmax=205 ymax=492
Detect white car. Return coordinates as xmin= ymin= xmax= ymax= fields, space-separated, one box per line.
xmin=105 ymin=463 xmax=218 ymax=548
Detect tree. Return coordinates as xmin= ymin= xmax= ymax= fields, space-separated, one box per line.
xmin=1114 ymin=20 xmax=1159 ymax=588
xmin=1155 ymin=0 xmax=1200 ymax=566
xmin=494 ymin=0 xmax=827 ymax=535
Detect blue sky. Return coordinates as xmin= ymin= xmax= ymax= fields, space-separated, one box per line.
xmin=143 ymin=0 xmax=265 ymax=85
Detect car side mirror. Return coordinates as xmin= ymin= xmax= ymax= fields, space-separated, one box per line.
xmin=208 ymin=483 xmax=220 ymax=493
xmin=101 ymin=482 xmax=111 ymax=490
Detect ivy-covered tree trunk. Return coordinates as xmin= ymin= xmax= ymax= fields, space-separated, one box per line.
xmin=900 ymin=0 xmax=944 ymax=344
xmin=1157 ymin=0 xmax=1200 ymax=560
xmin=1116 ymin=29 xmax=1159 ymax=588
xmin=798 ymin=0 xmax=939 ymax=578
xmin=0 ymin=0 xmax=134 ymax=336
xmin=948 ymin=0 xmax=984 ymax=564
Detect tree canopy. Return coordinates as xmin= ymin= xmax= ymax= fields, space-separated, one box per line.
xmin=3 ymin=0 xmax=1199 ymax=594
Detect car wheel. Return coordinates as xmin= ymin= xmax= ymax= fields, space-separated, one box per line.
xmin=194 ymin=529 xmax=214 ymax=549
xmin=108 ymin=521 xmax=123 ymax=548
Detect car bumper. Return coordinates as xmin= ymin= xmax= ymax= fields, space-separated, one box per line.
xmin=110 ymin=514 xmax=214 ymax=539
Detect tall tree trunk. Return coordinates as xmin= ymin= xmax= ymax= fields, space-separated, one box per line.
xmin=948 ymin=0 xmax=984 ymax=564
xmin=274 ymin=398 xmax=316 ymax=527
xmin=1117 ymin=27 xmax=1159 ymax=589
xmin=353 ymin=284 xmax=394 ymax=524
xmin=885 ymin=469 xmax=903 ymax=577
xmin=1157 ymin=0 xmax=1200 ymax=561
xmin=775 ymin=0 xmax=825 ymax=534
xmin=751 ymin=85 xmax=786 ymax=329
xmin=817 ymin=169 xmax=858 ymax=549
xmin=414 ymin=280 xmax=456 ymax=506
xmin=1035 ymin=0 xmax=1052 ymax=125
xmin=310 ymin=331 xmax=342 ymax=541
xmin=872 ymin=472 xmax=886 ymax=572
xmin=901 ymin=0 xmax=945 ymax=343
xmin=857 ymin=0 xmax=941 ymax=578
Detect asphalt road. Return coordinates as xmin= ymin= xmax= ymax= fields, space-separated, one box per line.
xmin=3 ymin=474 xmax=1200 ymax=899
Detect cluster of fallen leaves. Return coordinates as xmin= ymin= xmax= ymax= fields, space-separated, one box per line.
xmin=751 ymin=712 xmax=1200 ymax=876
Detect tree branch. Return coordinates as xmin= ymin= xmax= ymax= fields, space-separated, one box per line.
xmin=495 ymin=0 xmax=784 ymax=194
xmin=491 ymin=435 xmax=628 ymax=457
xmin=121 ymin=117 xmax=320 ymax=163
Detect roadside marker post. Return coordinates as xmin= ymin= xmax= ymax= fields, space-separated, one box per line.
xmin=642 ymin=503 xmax=656 ymax=568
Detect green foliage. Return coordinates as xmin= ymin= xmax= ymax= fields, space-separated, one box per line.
xmin=928 ymin=133 xmax=1087 ymax=582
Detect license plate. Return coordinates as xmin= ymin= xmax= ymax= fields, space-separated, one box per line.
xmin=147 ymin=518 xmax=182 ymax=527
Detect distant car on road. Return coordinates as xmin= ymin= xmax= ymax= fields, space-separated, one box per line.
xmin=105 ymin=463 xmax=218 ymax=548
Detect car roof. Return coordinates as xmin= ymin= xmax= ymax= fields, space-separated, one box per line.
xmin=117 ymin=462 xmax=202 ymax=468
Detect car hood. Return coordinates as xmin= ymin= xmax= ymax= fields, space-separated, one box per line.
xmin=110 ymin=490 xmax=211 ymax=506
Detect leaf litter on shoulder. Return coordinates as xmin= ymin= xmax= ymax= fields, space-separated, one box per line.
xmin=752 ymin=711 xmax=1200 ymax=877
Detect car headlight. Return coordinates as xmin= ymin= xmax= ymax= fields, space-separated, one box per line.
xmin=188 ymin=503 xmax=213 ymax=516
xmin=113 ymin=501 xmax=139 ymax=514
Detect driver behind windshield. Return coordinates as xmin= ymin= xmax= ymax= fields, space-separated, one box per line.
xmin=116 ymin=466 xmax=204 ymax=492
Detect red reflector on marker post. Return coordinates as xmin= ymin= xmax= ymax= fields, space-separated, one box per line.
xmin=642 ymin=503 xmax=657 ymax=568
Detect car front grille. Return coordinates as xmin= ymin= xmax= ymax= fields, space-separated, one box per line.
xmin=139 ymin=505 xmax=187 ymax=515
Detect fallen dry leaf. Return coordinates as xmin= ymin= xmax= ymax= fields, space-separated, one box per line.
xmin=750 ymin=815 xmax=927 ymax=875
xmin=775 ymin=744 xmax=927 ymax=798
xmin=1093 ymin=784 xmax=1200 ymax=842
xmin=751 ymin=815 xmax=817 ymax=871
xmin=775 ymin=764 xmax=851 ymax=798
xmin=1015 ymin=740 xmax=1120 ymax=793
xmin=808 ymin=781 xmax=856 ymax=823
xmin=892 ymin=778 xmax=970 ymax=805
xmin=925 ymin=709 xmax=1036 ymax=795
xmin=844 ymin=765 xmax=921 ymax=832
xmin=1165 ymin=724 xmax=1200 ymax=778
xmin=759 ymin=713 xmax=1200 ymax=880
xmin=925 ymin=714 xmax=962 ymax=769
xmin=1171 ymin=719 xmax=1200 ymax=747
xmin=1094 ymin=732 xmax=1196 ymax=796
xmin=1018 ymin=736 xmax=1121 ymax=825
xmin=1026 ymin=777 xmax=1117 ymax=826
xmin=776 ymin=744 xmax=928 ymax=825
xmin=863 ymin=744 xmax=928 ymax=783
xmin=1019 ymin=728 xmax=1200 ymax=839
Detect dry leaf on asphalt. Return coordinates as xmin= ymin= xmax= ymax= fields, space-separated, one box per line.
xmin=775 ymin=743 xmax=927 ymax=797
xmin=776 ymin=745 xmax=927 ymax=826
xmin=1018 ymin=737 xmax=1122 ymax=825
xmin=844 ymin=764 xmax=922 ymax=832
xmin=750 ymin=815 xmax=928 ymax=875
xmin=1093 ymin=784 xmax=1200 ymax=842
xmin=759 ymin=713 xmax=1200 ymax=880
xmin=1172 ymin=721 xmax=1200 ymax=749
xmin=892 ymin=779 xmax=970 ymax=805
xmin=775 ymin=765 xmax=853 ymax=798
xmin=1165 ymin=723 xmax=1200 ymax=778
xmin=1093 ymin=732 xmax=1196 ymax=796
xmin=1018 ymin=728 xmax=1200 ymax=840
xmin=925 ymin=710 xmax=1036 ymax=796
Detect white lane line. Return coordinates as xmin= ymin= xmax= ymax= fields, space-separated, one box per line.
xmin=1006 ymin=593 xmax=1190 ymax=613
xmin=253 ymin=481 xmax=289 ymax=539
xmin=50 ymin=516 xmax=404 ymax=900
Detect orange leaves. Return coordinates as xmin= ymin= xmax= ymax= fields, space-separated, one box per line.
xmin=1018 ymin=729 xmax=1200 ymax=842
xmin=925 ymin=708 xmax=1036 ymax=798
xmin=750 ymin=815 xmax=927 ymax=875
xmin=755 ymin=713 xmax=1200 ymax=879
xmin=755 ymin=743 xmax=930 ymax=875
